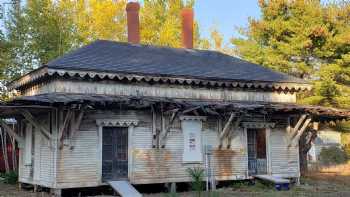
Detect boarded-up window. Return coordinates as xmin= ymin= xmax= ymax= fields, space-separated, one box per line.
xmin=182 ymin=119 xmax=203 ymax=163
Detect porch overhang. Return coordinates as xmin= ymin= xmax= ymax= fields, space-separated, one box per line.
xmin=1 ymin=93 xmax=350 ymax=122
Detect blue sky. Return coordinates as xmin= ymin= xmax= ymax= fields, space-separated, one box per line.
xmin=194 ymin=0 xmax=341 ymax=44
xmin=195 ymin=0 xmax=261 ymax=44
xmin=0 ymin=0 xmax=343 ymax=43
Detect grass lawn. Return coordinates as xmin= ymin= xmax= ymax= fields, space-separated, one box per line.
xmin=143 ymin=175 xmax=350 ymax=197
xmin=1 ymin=163 xmax=350 ymax=197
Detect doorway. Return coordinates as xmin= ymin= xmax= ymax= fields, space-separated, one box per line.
xmin=102 ymin=127 xmax=128 ymax=181
xmin=247 ymin=128 xmax=267 ymax=175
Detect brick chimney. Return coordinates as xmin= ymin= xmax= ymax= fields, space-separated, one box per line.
xmin=181 ymin=8 xmax=194 ymax=49
xmin=126 ymin=2 xmax=140 ymax=44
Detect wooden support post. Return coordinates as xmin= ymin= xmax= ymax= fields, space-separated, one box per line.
xmin=51 ymin=188 xmax=62 ymax=197
xmin=170 ymin=182 xmax=176 ymax=193
xmin=68 ymin=106 xmax=86 ymax=148
xmin=226 ymin=117 xmax=242 ymax=149
xmin=160 ymin=109 xmax=179 ymax=148
xmin=290 ymin=114 xmax=307 ymax=138
xmin=292 ymin=118 xmax=312 ymax=146
xmin=58 ymin=110 xmax=72 ymax=141
xmin=19 ymin=109 xmax=51 ymax=140
xmin=219 ymin=112 xmax=235 ymax=148
xmin=289 ymin=117 xmax=312 ymax=147
xmin=71 ymin=107 xmax=85 ymax=136
xmin=0 ymin=119 xmax=23 ymax=143
xmin=151 ymin=105 xmax=157 ymax=148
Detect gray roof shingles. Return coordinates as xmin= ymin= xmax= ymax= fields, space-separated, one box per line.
xmin=47 ymin=40 xmax=307 ymax=84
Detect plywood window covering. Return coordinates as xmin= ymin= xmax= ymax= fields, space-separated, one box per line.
xmin=181 ymin=116 xmax=206 ymax=163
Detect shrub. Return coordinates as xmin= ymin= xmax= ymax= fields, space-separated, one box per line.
xmin=0 ymin=171 xmax=18 ymax=184
xmin=319 ymin=146 xmax=348 ymax=166
xmin=186 ymin=167 xmax=205 ymax=197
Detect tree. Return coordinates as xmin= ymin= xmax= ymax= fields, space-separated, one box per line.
xmin=140 ymin=0 xmax=205 ymax=48
xmin=232 ymin=0 xmax=350 ymax=174
xmin=70 ymin=0 xmax=127 ymax=44
xmin=0 ymin=31 xmax=11 ymax=82
xmin=4 ymin=0 xmax=79 ymax=80
xmin=232 ymin=0 xmax=350 ymax=108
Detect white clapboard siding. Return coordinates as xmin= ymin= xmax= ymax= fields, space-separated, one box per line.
xmin=18 ymin=149 xmax=32 ymax=183
xmin=269 ymin=128 xmax=299 ymax=177
xmin=130 ymin=123 xmax=248 ymax=184
xmin=57 ymin=129 xmax=99 ymax=184
xmin=18 ymin=121 xmax=54 ymax=187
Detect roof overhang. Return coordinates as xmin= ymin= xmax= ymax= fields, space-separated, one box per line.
xmin=8 ymin=67 xmax=312 ymax=92
xmin=2 ymin=93 xmax=349 ymax=122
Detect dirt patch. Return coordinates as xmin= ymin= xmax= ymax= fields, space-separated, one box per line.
xmin=0 ymin=183 xmax=50 ymax=197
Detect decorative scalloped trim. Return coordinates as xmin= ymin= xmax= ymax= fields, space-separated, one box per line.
xmin=180 ymin=116 xmax=207 ymax=121
xmin=242 ymin=122 xmax=275 ymax=128
xmin=9 ymin=68 xmax=312 ymax=92
xmin=96 ymin=119 xmax=139 ymax=127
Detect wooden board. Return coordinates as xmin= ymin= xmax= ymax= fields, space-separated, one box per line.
xmin=254 ymin=175 xmax=290 ymax=184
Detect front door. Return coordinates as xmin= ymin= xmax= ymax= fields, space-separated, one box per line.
xmin=247 ymin=129 xmax=267 ymax=175
xmin=102 ymin=127 xmax=128 ymax=181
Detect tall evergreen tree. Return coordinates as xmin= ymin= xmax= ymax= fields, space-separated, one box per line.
xmin=232 ymin=0 xmax=350 ymax=108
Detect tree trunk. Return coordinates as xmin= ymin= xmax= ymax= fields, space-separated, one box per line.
xmin=299 ymin=139 xmax=308 ymax=175
xmin=299 ymin=128 xmax=318 ymax=176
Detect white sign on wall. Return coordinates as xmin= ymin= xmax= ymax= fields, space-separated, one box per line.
xmin=181 ymin=117 xmax=204 ymax=163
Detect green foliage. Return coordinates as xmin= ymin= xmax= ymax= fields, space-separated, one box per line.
xmin=0 ymin=171 xmax=18 ymax=184
xmin=341 ymin=132 xmax=350 ymax=157
xmin=186 ymin=167 xmax=205 ymax=197
xmin=232 ymin=0 xmax=350 ymax=108
xmin=319 ymin=146 xmax=348 ymax=166
xmin=140 ymin=0 xmax=206 ymax=48
xmin=232 ymin=180 xmax=272 ymax=192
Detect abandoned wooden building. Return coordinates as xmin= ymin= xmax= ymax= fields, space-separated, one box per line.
xmin=0 ymin=2 xmax=349 ymax=196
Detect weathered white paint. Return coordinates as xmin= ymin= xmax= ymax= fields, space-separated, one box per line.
xmin=24 ymin=123 xmax=32 ymax=165
xmin=22 ymin=79 xmax=296 ymax=103
xmin=18 ymin=109 xmax=300 ymax=189
xmin=18 ymin=119 xmax=55 ymax=188
xmin=269 ymin=128 xmax=299 ymax=178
